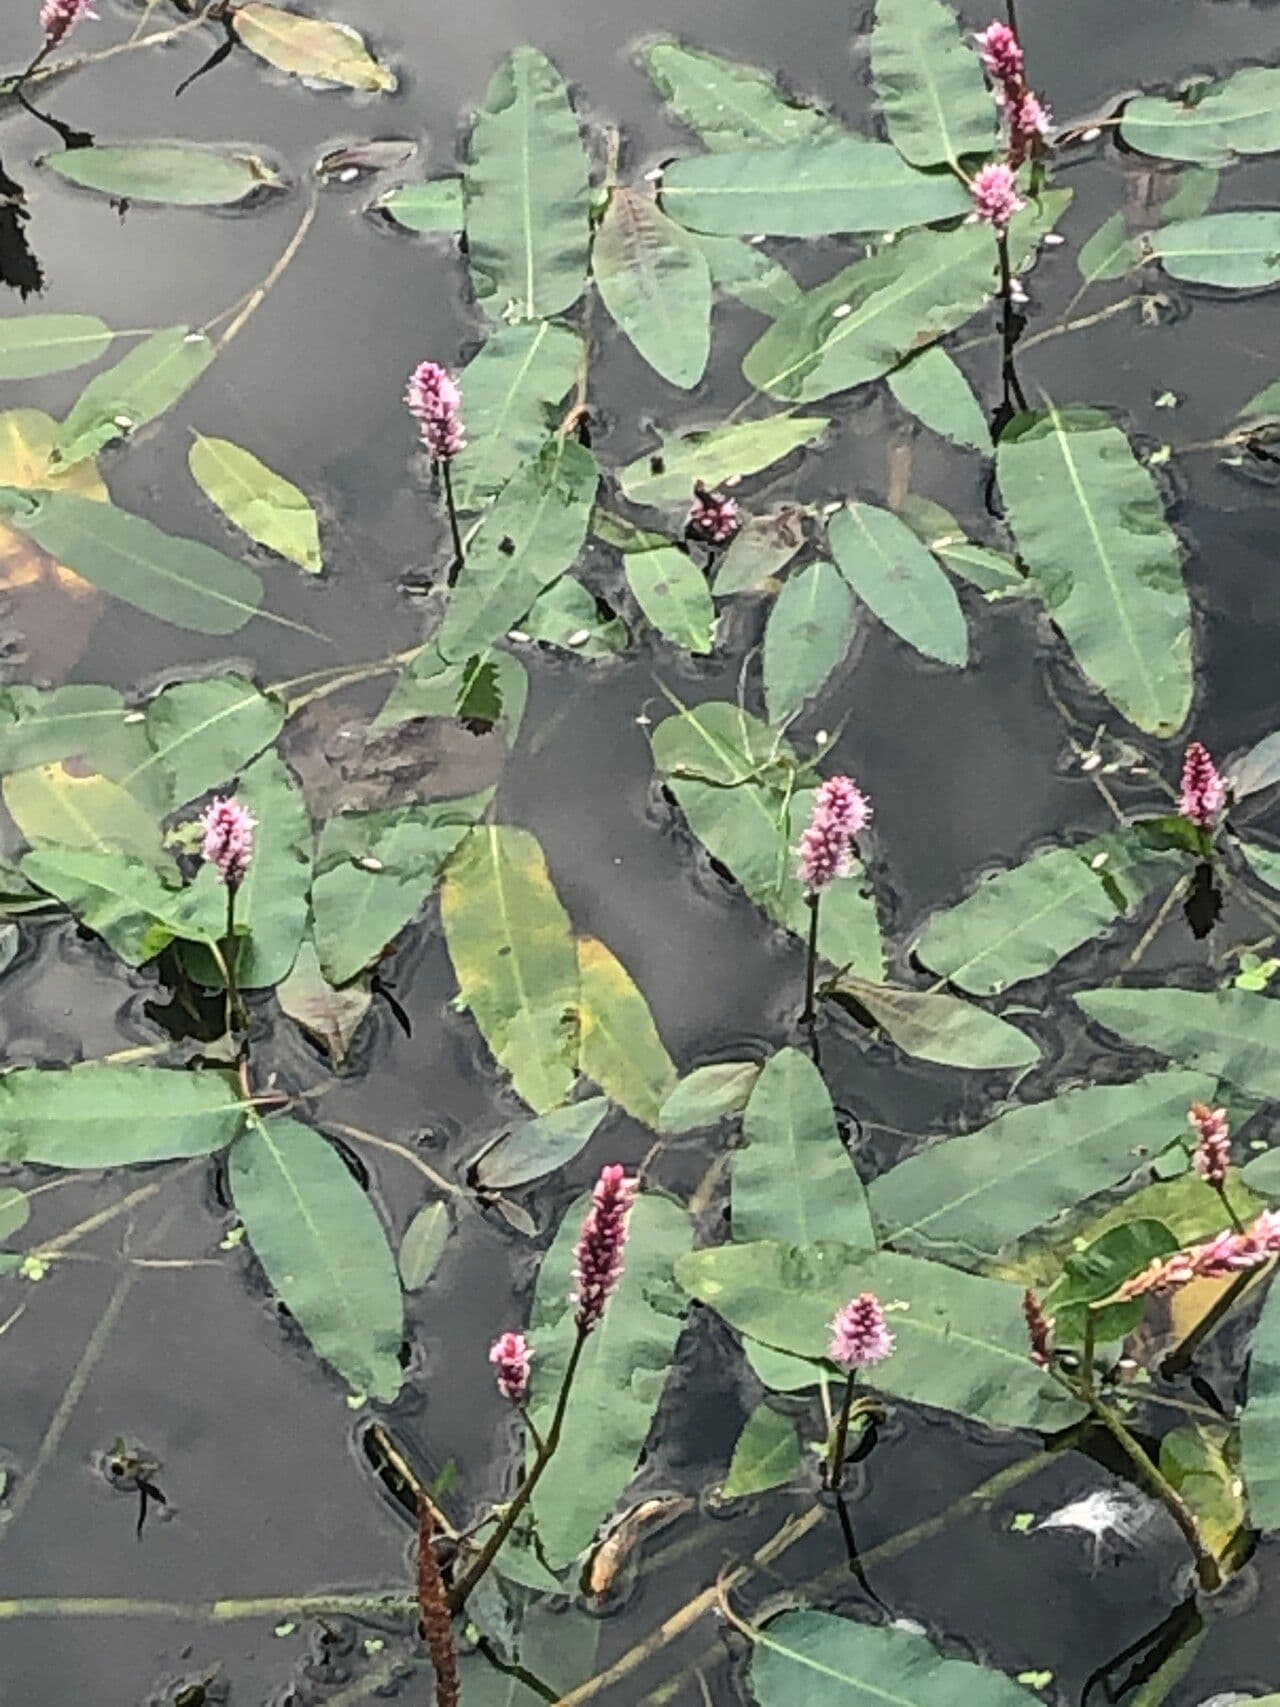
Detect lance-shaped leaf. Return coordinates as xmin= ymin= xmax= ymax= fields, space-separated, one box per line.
xmin=915 ymin=833 xmax=1181 ymax=996
xmin=751 ymin=1610 xmax=1041 ymax=1707
xmin=734 ymin=1047 xmax=874 ymax=1248
xmin=625 ymin=546 xmax=715 ymax=653
xmin=474 ymin=1097 xmax=610 ymax=1190
xmin=465 ymin=47 xmax=591 ymax=322
xmin=442 ymin=826 xmax=579 ymax=1112
xmin=695 ymin=235 xmax=803 ymax=316
xmin=745 ymin=193 xmax=1069 ymax=401
xmin=5 ymin=762 xmax=165 ymax=864
xmin=618 ymin=415 xmax=828 ymax=507
xmin=763 ymin=560 xmax=856 ymax=722
xmin=55 ymin=327 xmax=214 ymax=466
xmin=870 ymin=0 xmax=999 ymax=168
xmin=0 ymin=683 xmax=127 ymax=775
xmin=723 ymin=1404 xmax=802 ymax=1497
xmin=593 ymin=188 xmax=712 ymax=389
xmin=399 ymin=1200 xmax=451 ymax=1290
xmin=651 ymin=699 xmax=783 ymax=786
xmin=0 ymin=489 xmax=264 ymax=635
xmin=997 ymin=405 xmax=1191 ymax=734
xmin=1151 ymin=211 xmax=1280 ymax=288
xmin=189 ymin=435 xmax=321 ymax=572
xmin=375 ymin=177 xmax=463 ymax=233
xmin=887 ymin=345 xmax=990 ymax=451
xmin=643 ymin=41 xmax=842 ymax=150
xmin=1231 ymin=729 xmax=1280 ymax=799
xmin=661 ymin=137 xmax=970 ymax=238
xmin=276 ymin=939 xmax=371 ymax=1064
xmin=435 ymin=439 xmax=597 ymax=663
xmin=529 ymin=1191 xmax=692 ymax=1567
xmin=834 ymin=975 xmax=1039 ymax=1069
xmin=828 ymin=500 xmax=967 ymax=664
xmin=44 ymin=143 xmax=280 ymax=206
xmin=677 ymin=1240 xmax=1081 ymax=1430
xmin=576 ymin=937 xmax=676 ymax=1126
xmin=1121 ymin=67 xmax=1280 ymax=164
xmin=231 ymin=1115 xmax=403 ymax=1400
xmin=899 ymin=496 xmax=1025 ymax=598
xmin=451 ymin=321 xmax=582 ymax=512
xmin=659 ymin=1061 xmax=761 ymax=1132
xmin=0 ymin=315 xmax=113 ymax=380
xmin=1161 ymin=1423 xmax=1247 ymax=1563
xmin=312 ymin=792 xmax=489 ymax=986
xmin=1077 ymin=213 xmax=1142 ymax=285
xmin=1077 ymin=985 xmax=1280 ymax=1102
xmin=20 ymin=844 xmax=217 ymax=966
xmin=714 ymin=506 xmax=807 ymax=596
xmin=128 ymin=672 xmax=284 ymax=812
xmin=869 ymin=1070 xmax=1214 ymax=1265
xmin=1241 ymin=1275 xmax=1280 ymax=1530
xmin=0 ymin=1063 xmax=244 ymax=1166
xmin=233 ymin=3 xmax=395 ymax=91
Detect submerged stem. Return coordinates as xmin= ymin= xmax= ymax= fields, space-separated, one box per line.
xmin=1088 ymin=1391 xmax=1221 ymax=1591
xmin=826 ymin=1371 xmax=858 ymax=1491
xmin=801 ymin=891 xmax=820 ymax=1027
xmin=441 ymin=460 xmax=464 ymax=587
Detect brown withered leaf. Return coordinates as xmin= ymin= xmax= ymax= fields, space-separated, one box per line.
xmin=585 ymin=1496 xmax=694 ymax=1601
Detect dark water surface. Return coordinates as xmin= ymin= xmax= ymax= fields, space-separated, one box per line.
xmin=2 ymin=0 xmax=1280 ymax=1702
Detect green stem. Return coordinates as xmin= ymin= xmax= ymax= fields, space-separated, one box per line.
xmin=826 ymin=1371 xmax=857 ymax=1491
xmin=801 ymin=892 xmax=820 ymax=1026
xmin=447 ymin=1326 xmax=588 ymax=1614
xmin=441 ymin=459 xmax=465 ymax=587
xmin=1082 ymin=1304 xmax=1097 ymax=1391
xmin=223 ymin=884 xmax=247 ymax=1034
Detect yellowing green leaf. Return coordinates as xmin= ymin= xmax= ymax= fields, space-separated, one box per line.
xmin=189 ymin=436 xmax=321 ymax=572
xmin=234 ymin=3 xmax=396 ymax=92
xmin=576 ymin=936 xmax=676 ymax=1127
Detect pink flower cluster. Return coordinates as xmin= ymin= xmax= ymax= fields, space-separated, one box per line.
xmin=796 ymin=774 xmax=872 ymax=893
xmin=40 ymin=0 xmax=96 ymax=47
xmin=970 ymin=163 xmax=1023 ymax=231
xmin=1190 ymin=1102 xmax=1231 ymax=1188
xmin=1119 ymin=1208 xmax=1280 ymax=1300
xmin=405 ymin=360 xmax=466 ymax=463
xmin=1179 ymin=741 xmax=1226 ymax=828
xmin=200 ymin=796 xmax=256 ymax=890
xmin=970 ymin=19 xmax=1051 ymax=226
xmin=489 ymin=1330 xmax=532 ymax=1404
xmin=572 ymin=1164 xmax=637 ymax=1333
xmin=976 ymin=20 xmax=1023 ymax=86
xmin=828 ymin=1293 xmax=894 ymax=1371
xmin=1023 ymin=1288 xmax=1054 ymax=1368
xmin=687 ymin=481 xmax=740 ymax=546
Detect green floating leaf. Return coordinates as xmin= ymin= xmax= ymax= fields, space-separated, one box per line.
xmin=915 ymin=832 xmax=1180 ymax=996
xmin=520 ymin=575 xmax=628 ymax=657
xmin=835 ymin=974 xmax=1039 ymax=1069
xmin=887 ymin=345 xmax=990 ymax=452
xmin=1242 ymin=1276 xmax=1280 ymax=1530
xmin=442 ymin=826 xmax=579 ymax=1113
xmin=55 ymin=326 xmax=214 ymax=466
xmin=452 ymin=322 xmax=582 ymax=512
xmin=0 ymin=489 xmax=264 ymax=635
xmin=1122 ymin=67 xmax=1280 ymax=164
xmin=231 ymin=1115 xmax=403 ymax=1400
xmin=130 ymin=672 xmax=284 ymax=812
xmin=651 ymin=697 xmax=782 ymax=785
xmin=1003 ymin=407 xmax=1194 ymax=740
xmin=435 ymin=438 xmax=597 ymax=663
xmin=659 ymin=1060 xmax=761 ymax=1132
xmin=660 ymin=136 xmax=970 ymax=238
xmin=1076 ymin=212 xmax=1141 ymax=285
xmin=1231 ymin=730 xmax=1280 ymax=799
xmin=745 ymin=193 xmax=1069 ymax=402
xmin=0 ymin=315 xmax=113 ymax=381
xmin=0 ymin=1064 xmax=243 ymax=1167
xmin=399 ymin=1199 xmax=451 ymax=1290
xmin=4 ymin=762 xmax=165 ymax=864
xmin=465 ymin=46 xmax=591 ymax=322
xmin=870 ymin=0 xmax=999 ymax=168
xmin=618 ymin=415 xmax=828 ymax=507
xmin=529 ymin=1192 xmax=692 ymax=1567
xmin=1243 ymin=1146 xmax=1280 ymax=1195
xmin=375 ymin=177 xmax=463 ymax=233
xmin=0 ymin=683 xmax=127 ymax=775
xmin=751 ymin=1610 xmax=1041 ymax=1707
xmin=763 ymin=560 xmax=856 ymax=723
xmin=593 ymin=188 xmax=712 ymax=389
xmin=313 ymin=793 xmax=488 ymax=986
xmin=735 ymin=1046 xmax=874 ymax=1248
xmin=714 ymin=506 xmax=807 ymax=596
xmin=869 ymin=1070 xmax=1213 ymax=1265
xmin=577 ymin=937 xmax=676 ymax=1126
xmin=21 ymin=843 xmax=215 ymax=966
xmin=182 ymin=751 xmax=312 ymax=990
xmin=625 ymin=546 xmax=715 ymax=653
xmin=695 ymin=235 xmax=803 ymax=316
xmin=376 ymin=645 xmax=529 ymax=742
xmin=745 ymin=1336 xmax=827 ymax=1392
xmin=1077 ymin=985 xmax=1280 ymax=1102
xmin=233 ymin=2 xmax=396 ymax=92
xmin=828 ymin=500 xmax=968 ymax=665
xmin=1160 ymin=1422 xmax=1246 ymax=1563
xmin=189 ymin=435 xmax=321 ymax=573
xmin=899 ymin=497 xmax=1025 ymax=598
xmin=1151 ymin=211 xmax=1280 ymax=288
xmin=475 ymin=1097 xmax=609 ymax=1190
xmin=722 ymin=1403 xmax=802 ymax=1498
xmin=276 ymin=939 xmax=371 ymax=1064
xmin=643 ymin=40 xmax=842 ymax=150
xmin=678 ymin=1240 xmax=1080 ymax=1430
xmin=44 ymin=143 xmax=279 ymax=206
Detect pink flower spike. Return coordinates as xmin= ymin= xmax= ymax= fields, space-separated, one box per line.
xmin=1009 ymin=90 xmax=1052 ymax=165
xmin=405 ymin=359 xmax=466 ymax=463
xmin=796 ymin=774 xmax=871 ymax=893
xmin=687 ymin=481 xmax=740 ymax=545
xmin=40 ymin=0 xmax=97 ymax=47
xmin=1190 ymin=1102 xmax=1231 ymax=1189
xmin=572 ymin=1164 xmax=638 ymax=1333
xmin=1023 ymin=1289 xmax=1054 ymax=1368
xmin=829 ymin=1293 xmax=894 ymax=1371
xmin=199 ymin=796 xmax=256 ymax=891
xmin=489 ymin=1331 xmax=533 ymax=1404
xmin=1179 ymin=741 xmax=1226 ymax=828
xmin=1119 ymin=1206 xmax=1280 ymax=1299
xmin=975 ymin=20 xmax=1024 ymax=89
xmin=970 ymin=163 xmax=1024 ymax=230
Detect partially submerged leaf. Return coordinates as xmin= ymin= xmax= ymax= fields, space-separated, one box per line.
xmin=713 ymin=506 xmax=807 ymax=596
xmin=887 ymin=345 xmax=990 ymax=452
xmin=624 ymin=546 xmax=715 ymax=654
xmin=375 ymin=177 xmax=463 ymax=233
xmin=722 ymin=1404 xmax=802 ymax=1498
xmin=762 ymin=560 xmax=856 ymax=723
xmin=131 ymin=672 xmax=284 ymax=811
xmin=44 ymin=143 xmax=279 ymax=206
xmin=1122 ymin=67 xmax=1280 ymax=164
xmin=643 ymin=41 xmax=841 ymax=150
xmin=1077 ymin=985 xmax=1280 ymax=1102
xmin=618 ymin=415 xmax=828 ymax=507
xmin=695 ymin=235 xmax=804 ymax=317
xmin=399 ymin=1200 xmax=451 ymax=1290
xmin=576 ymin=937 xmax=677 ymax=1127
xmin=234 ymin=3 xmax=396 ymax=92
xmin=276 ymin=939 xmax=372 ymax=1064
xmin=55 ymin=327 xmax=214 ymax=466
xmin=835 ymin=975 xmax=1039 ymax=1069
xmin=1151 ymin=212 xmax=1280 ymax=288
xmin=5 ymin=762 xmax=165 ymax=864
xmin=189 ymin=435 xmax=322 ymax=572
xmin=0 ymin=315 xmax=113 ymax=380
xmin=0 ymin=1063 xmax=244 ymax=1167
xmin=593 ymin=188 xmax=712 ymax=389
xmin=475 ymin=1097 xmax=609 ymax=1190
xmin=828 ymin=500 xmax=968 ymax=665
xmin=658 ymin=1060 xmax=761 ymax=1132
xmin=21 ymin=843 xmax=214 ymax=965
